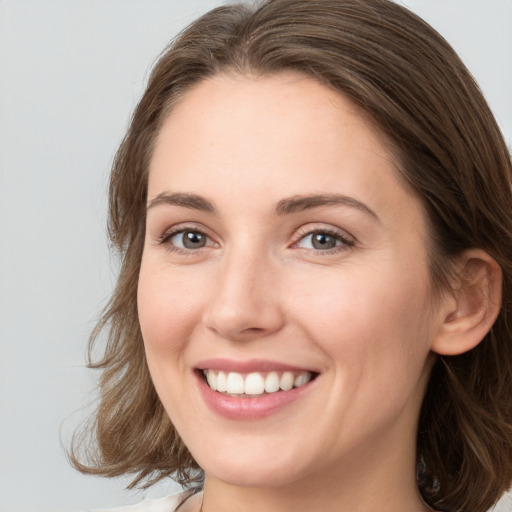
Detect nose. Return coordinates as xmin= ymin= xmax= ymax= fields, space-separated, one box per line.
xmin=202 ymin=248 xmax=285 ymax=342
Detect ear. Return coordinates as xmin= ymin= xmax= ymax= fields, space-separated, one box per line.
xmin=431 ymin=249 xmax=502 ymax=356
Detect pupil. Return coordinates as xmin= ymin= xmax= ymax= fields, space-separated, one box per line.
xmin=312 ymin=232 xmax=336 ymax=250
xmin=183 ymin=231 xmax=205 ymax=248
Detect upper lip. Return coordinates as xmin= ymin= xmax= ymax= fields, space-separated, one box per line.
xmin=195 ymin=358 xmax=317 ymax=374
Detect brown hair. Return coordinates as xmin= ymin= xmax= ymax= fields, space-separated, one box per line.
xmin=71 ymin=1 xmax=512 ymax=510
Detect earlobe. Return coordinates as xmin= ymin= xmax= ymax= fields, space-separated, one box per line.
xmin=431 ymin=249 xmax=502 ymax=356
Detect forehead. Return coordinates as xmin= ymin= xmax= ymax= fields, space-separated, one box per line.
xmin=147 ymin=72 xmax=424 ymax=233
xmin=150 ymin=73 xmax=396 ymax=187
xmin=154 ymin=72 xmax=387 ymax=149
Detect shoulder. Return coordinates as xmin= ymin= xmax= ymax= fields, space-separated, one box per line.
xmin=83 ymin=491 xmax=191 ymax=512
xmin=491 ymin=491 xmax=512 ymax=512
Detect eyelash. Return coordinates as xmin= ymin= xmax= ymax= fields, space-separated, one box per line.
xmin=157 ymin=224 xmax=355 ymax=255
xmin=291 ymin=226 xmax=355 ymax=254
xmin=158 ymin=224 xmax=216 ymax=256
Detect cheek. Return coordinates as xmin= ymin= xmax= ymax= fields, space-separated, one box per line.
xmin=288 ymin=262 xmax=433 ymax=365
xmin=137 ymin=264 xmax=203 ymax=357
xmin=137 ymin=265 xmax=205 ymax=421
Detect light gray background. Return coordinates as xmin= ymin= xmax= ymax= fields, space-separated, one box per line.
xmin=0 ymin=1 xmax=511 ymax=511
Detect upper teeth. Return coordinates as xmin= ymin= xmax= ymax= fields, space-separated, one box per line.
xmin=203 ymin=370 xmax=312 ymax=396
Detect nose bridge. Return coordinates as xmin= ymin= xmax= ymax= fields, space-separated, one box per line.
xmin=203 ymin=239 xmax=283 ymax=340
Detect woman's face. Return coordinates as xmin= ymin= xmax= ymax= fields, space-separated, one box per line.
xmin=138 ymin=73 xmax=443 ymax=488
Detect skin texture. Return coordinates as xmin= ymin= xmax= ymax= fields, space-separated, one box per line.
xmin=138 ymin=73 xmax=450 ymax=512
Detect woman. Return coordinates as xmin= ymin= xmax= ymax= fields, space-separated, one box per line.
xmin=73 ymin=1 xmax=512 ymax=511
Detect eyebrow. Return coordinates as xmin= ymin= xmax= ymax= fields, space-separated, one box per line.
xmin=274 ymin=194 xmax=378 ymax=219
xmin=146 ymin=191 xmax=377 ymax=219
xmin=147 ymin=192 xmax=216 ymax=213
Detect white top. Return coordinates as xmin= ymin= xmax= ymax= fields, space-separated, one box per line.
xmin=86 ymin=490 xmax=512 ymax=512
xmin=492 ymin=492 xmax=512 ymax=512
xmin=85 ymin=492 xmax=191 ymax=512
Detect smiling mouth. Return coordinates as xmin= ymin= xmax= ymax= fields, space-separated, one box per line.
xmin=201 ymin=369 xmax=316 ymax=397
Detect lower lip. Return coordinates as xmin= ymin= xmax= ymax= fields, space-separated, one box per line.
xmin=196 ymin=372 xmax=315 ymax=420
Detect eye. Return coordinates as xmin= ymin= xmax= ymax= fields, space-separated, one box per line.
xmin=170 ymin=230 xmax=212 ymax=249
xmin=294 ymin=228 xmax=354 ymax=252
xmin=159 ymin=226 xmax=217 ymax=252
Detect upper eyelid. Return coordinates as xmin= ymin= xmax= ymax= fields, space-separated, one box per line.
xmin=158 ymin=223 xmax=217 ymax=245
xmin=161 ymin=222 xmax=211 ymax=236
xmin=292 ymin=223 xmax=355 ymax=242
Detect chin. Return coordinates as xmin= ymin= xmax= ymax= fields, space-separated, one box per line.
xmin=205 ymin=464 xmax=303 ymax=489
xmin=192 ymin=441 xmax=310 ymax=489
